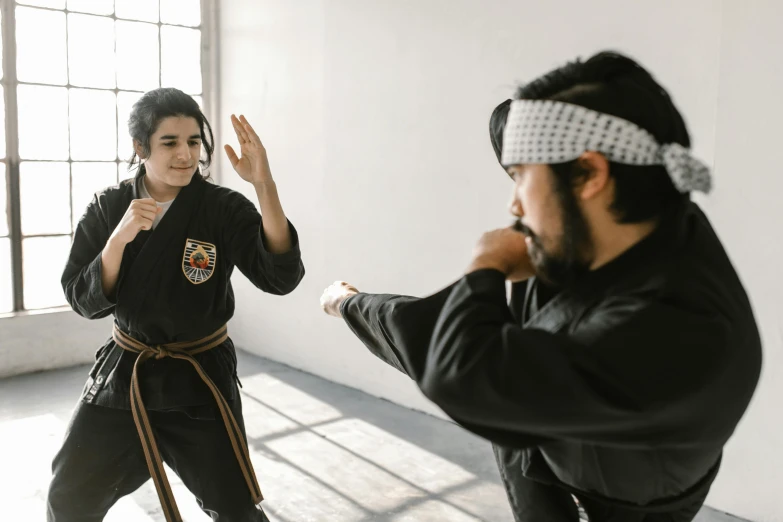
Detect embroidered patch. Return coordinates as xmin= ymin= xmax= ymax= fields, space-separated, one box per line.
xmin=182 ymin=239 xmax=217 ymax=284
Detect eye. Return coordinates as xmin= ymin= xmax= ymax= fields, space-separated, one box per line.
xmin=189 ymin=141 xmax=201 ymax=147
xmin=163 ymin=142 xmax=176 ymax=147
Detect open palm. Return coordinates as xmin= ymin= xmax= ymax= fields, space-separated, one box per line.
xmin=224 ymin=114 xmax=273 ymax=184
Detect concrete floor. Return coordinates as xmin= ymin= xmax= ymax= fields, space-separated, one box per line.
xmin=0 ymin=350 xmax=748 ymax=522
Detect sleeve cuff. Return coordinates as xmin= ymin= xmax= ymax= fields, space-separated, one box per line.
xmin=461 ymin=268 xmax=508 ymax=302
xmin=88 ymin=253 xmax=116 ymax=309
xmin=339 ymin=292 xmax=359 ymax=318
xmin=258 ymin=219 xmax=302 ymax=264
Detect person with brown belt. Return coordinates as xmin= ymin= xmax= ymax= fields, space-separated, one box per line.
xmin=48 ymin=87 xmax=305 ymax=522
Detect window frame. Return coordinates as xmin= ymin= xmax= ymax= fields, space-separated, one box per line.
xmin=0 ymin=0 xmax=217 ymax=315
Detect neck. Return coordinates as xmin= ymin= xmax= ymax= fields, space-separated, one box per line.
xmin=143 ymin=173 xmax=182 ymax=202
xmin=588 ymin=215 xmax=658 ymax=270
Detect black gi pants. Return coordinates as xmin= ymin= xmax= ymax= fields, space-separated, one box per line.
xmin=507 ymin=474 xmax=709 ymax=522
xmin=47 ymin=396 xmax=270 ymax=522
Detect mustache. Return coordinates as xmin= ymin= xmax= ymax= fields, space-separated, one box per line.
xmin=511 ymin=219 xmax=535 ymax=238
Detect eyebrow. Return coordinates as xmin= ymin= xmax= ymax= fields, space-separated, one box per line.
xmin=159 ymin=134 xmax=202 ymax=140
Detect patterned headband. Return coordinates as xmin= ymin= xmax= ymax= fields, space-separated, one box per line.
xmin=500 ymin=99 xmax=712 ymax=193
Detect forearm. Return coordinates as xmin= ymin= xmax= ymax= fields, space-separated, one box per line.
xmin=100 ymin=238 xmax=125 ymax=298
xmin=340 ymin=293 xmax=412 ymax=375
xmin=340 ymin=283 xmax=461 ymax=382
xmin=253 ymin=181 xmax=292 ymax=254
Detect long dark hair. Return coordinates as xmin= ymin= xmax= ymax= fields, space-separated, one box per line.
xmin=127 ymin=87 xmax=215 ymax=181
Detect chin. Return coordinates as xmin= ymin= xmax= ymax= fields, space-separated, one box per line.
xmin=166 ymin=168 xmax=196 ymax=185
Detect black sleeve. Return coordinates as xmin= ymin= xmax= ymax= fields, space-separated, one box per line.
xmin=339 ymin=283 xmax=457 ymax=379
xmin=225 ymin=194 xmax=305 ymax=295
xmin=420 ymin=269 xmax=734 ymax=449
xmin=340 ymin=281 xmax=552 ymax=449
xmin=61 ymin=195 xmax=116 ymax=319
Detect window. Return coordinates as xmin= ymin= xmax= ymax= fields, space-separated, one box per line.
xmin=0 ymin=0 xmax=211 ymax=314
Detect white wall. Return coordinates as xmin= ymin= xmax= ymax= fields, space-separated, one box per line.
xmin=213 ymin=1 xmax=780 ymax=520
xmin=0 ymin=311 xmax=111 ymax=379
xmin=696 ymin=2 xmax=783 ymax=520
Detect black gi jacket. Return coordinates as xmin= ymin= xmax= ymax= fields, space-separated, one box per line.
xmin=340 ymin=200 xmax=761 ymax=513
xmin=62 ymin=173 xmax=304 ymax=416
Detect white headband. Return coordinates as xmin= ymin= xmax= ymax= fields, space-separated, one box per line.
xmin=501 ymin=99 xmax=712 ymax=193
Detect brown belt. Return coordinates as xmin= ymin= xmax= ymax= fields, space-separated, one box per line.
xmin=112 ymin=324 xmax=264 ymax=522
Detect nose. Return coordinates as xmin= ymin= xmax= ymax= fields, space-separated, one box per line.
xmin=508 ymin=188 xmax=524 ymax=218
xmin=176 ymin=142 xmax=191 ymax=161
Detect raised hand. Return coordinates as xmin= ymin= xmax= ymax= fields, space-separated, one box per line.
xmin=224 ymin=114 xmax=273 ymax=185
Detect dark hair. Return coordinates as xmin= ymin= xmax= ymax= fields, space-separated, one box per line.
xmin=490 ymin=51 xmax=690 ymax=223
xmin=127 ymin=87 xmax=215 ymax=180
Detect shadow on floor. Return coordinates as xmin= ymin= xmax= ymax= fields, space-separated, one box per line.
xmin=0 ymin=350 xmax=750 ymax=521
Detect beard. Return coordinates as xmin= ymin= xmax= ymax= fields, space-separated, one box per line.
xmin=514 ymin=187 xmax=593 ymax=288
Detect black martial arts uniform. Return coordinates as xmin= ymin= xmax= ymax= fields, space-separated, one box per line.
xmin=48 ymin=172 xmax=304 ymax=522
xmin=341 ymin=200 xmax=761 ymax=521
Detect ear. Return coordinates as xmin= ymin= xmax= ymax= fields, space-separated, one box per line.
xmin=133 ymin=139 xmax=146 ymax=160
xmin=575 ymin=151 xmax=611 ymax=200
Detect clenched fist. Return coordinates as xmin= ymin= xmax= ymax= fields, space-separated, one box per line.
xmin=320 ymin=281 xmax=360 ymax=318
xmin=467 ymin=225 xmax=535 ymax=282
xmin=109 ymin=198 xmax=162 ymax=246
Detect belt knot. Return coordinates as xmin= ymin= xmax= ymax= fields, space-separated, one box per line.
xmin=152 ymin=345 xmax=174 ymax=359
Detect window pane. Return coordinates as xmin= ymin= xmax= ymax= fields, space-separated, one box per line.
xmin=161 ymin=26 xmax=201 ymax=95
xmin=69 ymin=88 xmax=117 ymax=161
xmin=115 ymin=0 xmax=158 ymax=23
xmin=67 ymin=0 xmax=113 ymax=15
xmin=71 ymin=162 xmax=116 ymax=229
xmin=18 ymin=85 xmax=69 ymax=160
xmin=0 ymin=163 xmax=7 ymax=237
xmin=116 ymin=20 xmax=159 ymax=91
xmin=118 ymin=161 xmax=138 ymax=181
xmin=16 ymin=0 xmax=65 ymax=9
xmin=16 ymin=7 xmax=67 ymax=85
xmin=160 ymin=0 xmax=200 ymax=27
xmin=0 ymin=238 xmax=12 ymax=313
xmin=0 ymin=85 xmax=5 ymax=158
xmin=68 ymin=14 xmax=115 ymax=89
xmin=20 ymin=161 xmax=71 ymax=236
xmin=23 ymin=235 xmax=71 ymax=310
xmin=117 ymin=90 xmax=143 ymax=161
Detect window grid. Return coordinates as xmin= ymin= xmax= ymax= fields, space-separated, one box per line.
xmin=1 ymin=0 xmax=209 ymax=313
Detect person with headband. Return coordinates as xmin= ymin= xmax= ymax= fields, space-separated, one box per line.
xmin=320 ymin=51 xmax=761 ymax=521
